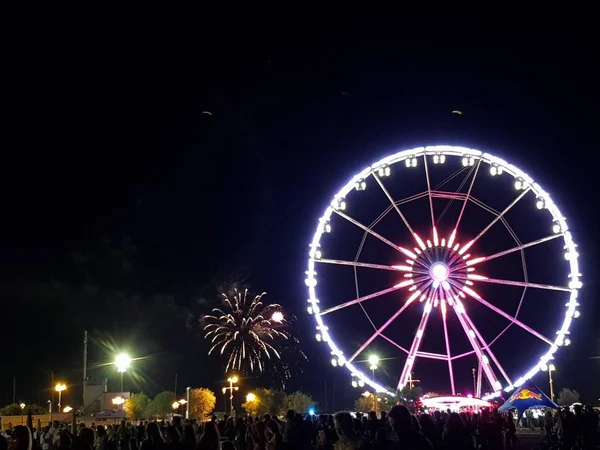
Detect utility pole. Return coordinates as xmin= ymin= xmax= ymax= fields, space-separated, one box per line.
xmin=13 ymin=377 xmax=16 ymax=404
xmin=472 ymin=368 xmax=476 ymax=395
xmin=82 ymin=331 xmax=88 ymax=410
xmin=174 ymin=373 xmax=178 ymax=398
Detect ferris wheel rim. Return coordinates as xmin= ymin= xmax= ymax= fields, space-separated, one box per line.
xmin=305 ymin=145 xmax=581 ymax=399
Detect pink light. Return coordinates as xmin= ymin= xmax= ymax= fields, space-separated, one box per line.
xmin=398 ymin=246 xmax=418 ymax=259
xmin=466 ymin=256 xmax=485 ymax=266
xmin=467 ymin=274 xmax=488 ymax=281
xmin=413 ymin=233 xmax=426 ymax=250
xmin=433 ymin=227 xmax=439 ymax=246
xmin=406 ymin=290 xmax=421 ymax=304
xmin=394 ymin=279 xmax=414 ymax=288
xmin=426 ymin=240 xmax=433 ymax=248
xmin=430 ymin=262 xmax=449 ymax=282
xmin=448 ymin=229 xmax=457 ymax=247
xmin=392 ymin=265 xmax=413 ymax=271
xmin=462 ymin=285 xmax=481 ymax=299
xmin=458 ymin=239 xmax=474 ymax=255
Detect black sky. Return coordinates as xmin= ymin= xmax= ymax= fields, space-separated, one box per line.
xmin=2 ymin=4 xmax=599 ymax=410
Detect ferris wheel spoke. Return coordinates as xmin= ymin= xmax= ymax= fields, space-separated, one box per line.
xmin=449 ymin=297 xmax=501 ymax=392
xmin=455 ymin=159 xmax=482 ymax=232
xmin=379 ymin=333 xmax=410 ymax=354
xmin=452 ymin=281 xmax=554 ymax=346
xmin=457 ymin=188 xmax=531 ymax=256
xmin=461 ymin=308 xmax=513 ymax=386
xmin=347 ymin=299 xmax=415 ymax=363
xmin=440 ymin=301 xmax=456 ymax=395
xmin=318 ymin=282 xmax=413 ymax=316
xmin=397 ymin=297 xmax=434 ymax=390
xmin=459 ymin=234 xmax=564 ymax=269
xmin=334 ymin=209 xmax=404 ymax=254
xmin=459 ymin=276 xmax=571 ymax=292
xmin=372 ymin=173 xmax=417 ymax=237
xmin=423 ymin=154 xmax=436 ymax=230
xmin=316 ymin=258 xmax=428 ymax=274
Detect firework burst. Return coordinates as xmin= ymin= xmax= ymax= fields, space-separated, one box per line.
xmin=203 ymin=289 xmax=289 ymax=372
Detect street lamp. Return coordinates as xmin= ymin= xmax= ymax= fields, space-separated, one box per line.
xmin=19 ymin=403 xmax=25 ymax=424
xmin=172 ymin=401 xmax=180 ymax=411
xmin=115 ymin=353 xmax=131 ymax=409
xmin=541 ymin=363 xmax=556 ymax=400
xmin=368 ymin=355 xmax=379 ymax=381
xmin=112 ymin=396 xmax=125 ymax=407
xmin=362 ymin=391 xmax=378 ymax=413
xmin=224 ymin=376 xmax=239 ymax=415
xmin=55 ymin=383 xmax=67 ymax=411
xmin=246 ymin=393 xmax=256 ymax=403
xmin=186 ymin=387 xmax=191 ymax=419
xmin=178 ymin=399 xmax=187 ymax=415
xmin=63 ymin=406 xmax=73 ymax=413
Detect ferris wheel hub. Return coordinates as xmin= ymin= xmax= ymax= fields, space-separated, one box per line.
xmin=429 ymin=262 xmax=449 ymax=282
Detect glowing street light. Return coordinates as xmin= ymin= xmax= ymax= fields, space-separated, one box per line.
xmin=19 ymin=403 xmax=25 ymax=424
xmin=246 ymin=393 xmax=256 ymax=403
xmin=224 ymin=376 xmax=240 ymax=414
xmin=55 ymin=383 xmax=67 ymax=411
xmin=63 ymin=406 xmax=73 ymax=413
xmin=112 ymin=396 xmax=125 ymax=406
xmin=114 ymin=353 xmax=131 ymax=408
xmin=541 ymin=363 xmax=556 ymax=400
xmin=271 ymin=311 xmax=284 ymax=323
xmin=368 ymin=354 xmax=379 ymax=381
xmin=172 ymin=401 xmax=180 ymax=410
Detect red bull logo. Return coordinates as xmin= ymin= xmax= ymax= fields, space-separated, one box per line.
xmin=510 ymin=389 xmax=542 ymax=401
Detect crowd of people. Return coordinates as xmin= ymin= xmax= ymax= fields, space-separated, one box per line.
xmin=0 ymin=404 xmax=598 ymax=450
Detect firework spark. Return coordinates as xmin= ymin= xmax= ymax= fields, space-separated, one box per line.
xmin=203 ymin=289 xmax=289 ymax=372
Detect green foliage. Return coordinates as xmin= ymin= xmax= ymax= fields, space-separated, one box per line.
xmin=0 ymin=404 xmax=47 ymax=416
xmin=242 ymin=389 xmax=308 ymax=418
xmin=189 ymin=388 xmax=216 ymax=420
xmin=397 ymin=386 xmax=423 ymax=403
xmin=125 ymin=392 xmax=150 ymax=421
xmin=557 ymin=388 xmax=580 ymax=406
xmin=354 ymin=396 xmax=373 ymax=413
xmin=147 ymin=391 xmax=176 ymax=419
xmin=285 ymin=391 xmax=315 ymax=415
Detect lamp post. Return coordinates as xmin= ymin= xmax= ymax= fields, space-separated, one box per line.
xmin=362 ymin=391 xmax=378 ymax=414
xmin=223 ymin=376 xmax=239 ymax=415
xmin=115 ymin=353 xmax=131 ymax=409
xmin=246 ymin=393 xmax=256 ymax=403
xmin=19 ymin=403 xmax=25 ymax=424
xmin=542 ymin=364 xmax=556 ymax=401
xmin=55 ymin=384 xmax=67 ymax=412
xmin=177 ymin=399 xmax=187 ymax=416
xmin=368 ymin=355 xmax=379 ymax=381
xmin=63 ymin=406 xmax=73 ymax=413
xmin=186 ymin=387 xmax=190 ymax=419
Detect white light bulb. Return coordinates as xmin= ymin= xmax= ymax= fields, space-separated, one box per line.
xmin=490 ymin=166 xmax=497 ymax=176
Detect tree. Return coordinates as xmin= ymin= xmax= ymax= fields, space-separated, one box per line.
xmin=557 ymin=388 xmax=580 ymax=406
xmin=354 ymin=396 xmax=373 ymax=413
xmin=398 ymin=386 xmax=423 ymax=402
xmin=147 ymin=391 xmax=176 ymax=419
xmin=189 ymin=388 xmax=216 ymax=420
xmin=0 ymin=404 xmax=24 ymax=415
xmin=125 ymin=392 xmax=150 ymax=421
xmin=242 ymin=388 xmax=286 ymax=418
xmin=285 ymin=392 xmax=314 ymax=415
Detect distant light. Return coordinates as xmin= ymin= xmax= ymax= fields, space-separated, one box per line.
xmin=19 ymin=403 xmax=25 ymax=409
xmin=246 ymin=393 xmax=256 ymax=403
xmin=115 ymin=353 xmax=132 ymax=373
xmin=368 ymin=354 xmax=379 ymax=366
xmin=63 ymin=406 xmax=73 ymax=413
xmin=309 ymin=408 xmax=315 ymax=416
xmin=112 ymin=397 xmax=125 ymax=406
xmin=271 ymin=311 xmax=284 ymax=323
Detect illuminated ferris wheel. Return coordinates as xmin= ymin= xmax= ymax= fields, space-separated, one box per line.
xmin=305 ymin=146 xmax=582 ymax=399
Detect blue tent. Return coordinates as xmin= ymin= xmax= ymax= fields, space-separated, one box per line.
xmin=498 ymin=385 xmax=558 ymax=416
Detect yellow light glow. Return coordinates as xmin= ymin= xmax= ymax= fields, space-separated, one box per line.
xmin=55 ymin=383 xmax=67 ymax=392
xmin=246 ymin=393 xmax=256 ymax=402
xmin=63 ymin=406 xmax=73 ymax=413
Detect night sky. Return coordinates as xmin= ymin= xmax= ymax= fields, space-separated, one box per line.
xmin=2 ymin=4 xmax=599 ymax=411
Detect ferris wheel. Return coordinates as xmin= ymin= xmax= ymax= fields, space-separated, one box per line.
xmin=305 ymin=145 xmax=582 ymax=399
